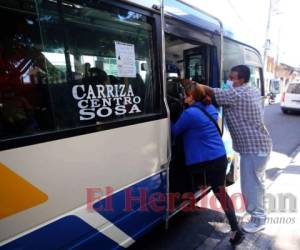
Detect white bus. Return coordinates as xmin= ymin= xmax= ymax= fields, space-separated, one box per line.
xmin=0 ymin=0 xmax=265 ymax=249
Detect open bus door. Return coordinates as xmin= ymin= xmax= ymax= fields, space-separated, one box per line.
xmin=160 ymin=1 xmax=225 ymax=228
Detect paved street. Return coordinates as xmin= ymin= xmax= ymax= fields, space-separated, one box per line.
xmin=264 ymin=103 xmax=300 ymax=156
xmin=129 ymin=103 xmax=300 ymax=250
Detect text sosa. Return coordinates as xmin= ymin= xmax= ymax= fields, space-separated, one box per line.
xmin=72 ymin=84 xmax=142 ymax=120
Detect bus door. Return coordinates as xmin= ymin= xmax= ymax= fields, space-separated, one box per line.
xmin=164 ymin=30 xmax=219 ymax=218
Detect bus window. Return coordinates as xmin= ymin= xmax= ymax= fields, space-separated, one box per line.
xmin=0 ymin=0 xmax=159 ymax=141
xmin=0 ymin=1 xmax=56 ymax=139
xmin=244 ymin=48 xmax=262 ymax=67
xmin=223 ymin=41 xmax=244 ymax=80
xmin=184 ymin=46 xmax=206 ymax=83
xmin=37 ymin=1 xmax=159 ymax=122
xmin=249 ymin=66 xmax=261 ymax=89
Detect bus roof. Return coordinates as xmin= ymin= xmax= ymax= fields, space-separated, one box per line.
xmin=127 ymin=0 xmax=257 ymax=50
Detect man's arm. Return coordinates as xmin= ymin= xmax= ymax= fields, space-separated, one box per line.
xmin=179 ymin=79 xmax=237 ymax=106
xmin=197 ymin=84 xmax=237 ymax=107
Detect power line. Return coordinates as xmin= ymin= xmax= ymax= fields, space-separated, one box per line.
xmin=226 ymin=0 xmax=254 ymax=33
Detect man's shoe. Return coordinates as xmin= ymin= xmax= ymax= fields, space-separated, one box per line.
xmin=242 ymin=221 xmax=265 ymax=233
xmin=229 ymin=230 xmax=245 ymax=245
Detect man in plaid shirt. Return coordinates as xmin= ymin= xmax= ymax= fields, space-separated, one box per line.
xmin=198 ymin=65 xmax=272 ymax=233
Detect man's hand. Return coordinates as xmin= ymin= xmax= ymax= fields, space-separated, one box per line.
xmin=179 ymin=79 xmax=215 ymax=105
xmin=196 ymin=84 xmax=215 ymax=98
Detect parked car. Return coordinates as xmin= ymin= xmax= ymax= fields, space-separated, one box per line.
xmin=281 ymin=82 xmax=300 ymax=113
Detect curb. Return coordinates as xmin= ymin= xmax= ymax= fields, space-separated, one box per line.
xmin=289 ymin=145 xmax=300 ymax=162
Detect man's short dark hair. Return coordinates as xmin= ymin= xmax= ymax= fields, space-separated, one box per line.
xmin=231 ymin=65 xmax=250 ymax=83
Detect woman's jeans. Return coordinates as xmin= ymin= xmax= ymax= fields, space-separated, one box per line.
xmin=240 ymin=153 xmax=270 ymax=225
xmin=188 ymin=155 xmax=239 ymax=231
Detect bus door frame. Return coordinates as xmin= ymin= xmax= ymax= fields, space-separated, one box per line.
xmin=161 ymin=0 xmax=225 ymax=229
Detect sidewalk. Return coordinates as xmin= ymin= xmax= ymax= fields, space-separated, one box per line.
xmin=261 ymin=147 xmax=300 ymax=250
xmin=198 ymin=146 xmax=300 ymax=250
xmin=129 ymin=146 xmax=300 ymax=250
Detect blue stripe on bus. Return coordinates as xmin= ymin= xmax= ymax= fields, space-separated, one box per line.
xmin=1 ymin=171 xmax=167 ymax=249
xmin=0 ymin=215 xmax=120 ymax=250
xmin=93 ymin=171 xmax=167 ymax=239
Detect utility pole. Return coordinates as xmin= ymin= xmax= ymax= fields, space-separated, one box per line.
xmin=263 ymin=0 xmax=272 ymax=73
xmin=275 ymin=16 xmax=282 ymax=79
xmin=274 ymin=1 xmax=283 ymax=79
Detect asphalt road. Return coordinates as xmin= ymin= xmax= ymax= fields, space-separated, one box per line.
xmin=128 ymin=103 xmax=300 ymax=250
xmin=264 ymin=103 xmax=300 ymax=156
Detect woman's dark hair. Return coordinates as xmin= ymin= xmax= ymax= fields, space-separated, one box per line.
xmin=183 ymin=80 xmax=199 ymax=98
xmin=181 ymin=80 xmax=212 ymax=105
xmin=182 ymin=80 xmax=211 ymax=105
xmin=231 ymin=65 xmax=250 ymax=83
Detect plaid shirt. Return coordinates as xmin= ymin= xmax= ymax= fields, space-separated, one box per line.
xmin=214 ymin=84 xmax=272 ymax=154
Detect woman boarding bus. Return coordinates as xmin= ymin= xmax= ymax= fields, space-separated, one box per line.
xmin=0 ymin=0 xmax=264 ymax=249
xmin=171 ymin=80 xmax=244 ymax=245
